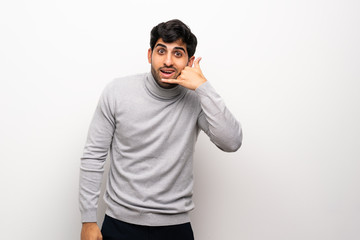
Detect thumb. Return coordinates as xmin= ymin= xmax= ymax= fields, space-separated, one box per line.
xmin=193 ymin=57 xmax=202 ymax=68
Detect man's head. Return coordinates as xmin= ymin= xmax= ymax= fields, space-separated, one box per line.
xmin=148 ymin=19 xmax=198 ymax=88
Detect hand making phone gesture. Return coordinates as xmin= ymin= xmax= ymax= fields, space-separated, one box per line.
xmin=161 ymin=57 xmax=207 ymax=90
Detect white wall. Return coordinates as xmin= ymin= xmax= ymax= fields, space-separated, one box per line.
xmin=1 ymin=0 xmax=359 ymax=239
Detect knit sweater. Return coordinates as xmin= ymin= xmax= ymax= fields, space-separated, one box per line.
xmin=79 ymin=72 xmax=242 ymax=226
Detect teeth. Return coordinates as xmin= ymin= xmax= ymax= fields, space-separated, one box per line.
xmin=161 ymin=70 xmax=173 ymax=74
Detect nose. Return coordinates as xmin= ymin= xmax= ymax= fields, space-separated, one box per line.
xmin=164 ymin=52 xmax=173 ymax=66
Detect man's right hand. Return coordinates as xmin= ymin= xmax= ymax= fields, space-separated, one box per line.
xmin=81 ymin=222 xmax=103 ymax=240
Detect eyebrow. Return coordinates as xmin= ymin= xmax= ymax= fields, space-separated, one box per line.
xmin=155 ymin=43 xmax=186 ymax=53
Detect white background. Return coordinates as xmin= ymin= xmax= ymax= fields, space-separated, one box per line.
xmin=1 ymin=0 xmax=359 ymax=239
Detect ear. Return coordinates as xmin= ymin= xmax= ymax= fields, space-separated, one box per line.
xmin=187 ymin=56 xmax=195 ymax=67
xmin=148 ymin=48 xmax=152 ymax=64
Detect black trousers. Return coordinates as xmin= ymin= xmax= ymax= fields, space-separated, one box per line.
xmin=101 ymin=215 xmax=195 ymax=240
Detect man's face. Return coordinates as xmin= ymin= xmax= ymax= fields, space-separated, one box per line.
xmin=148 ymin=38 xmax=195 ymax=89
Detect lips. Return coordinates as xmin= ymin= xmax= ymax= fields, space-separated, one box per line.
xmin=159 ymin=68 xmax=176 ymax=78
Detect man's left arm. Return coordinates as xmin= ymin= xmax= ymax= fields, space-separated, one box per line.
xmin=161 ymin=58 xmax=242 ymax=152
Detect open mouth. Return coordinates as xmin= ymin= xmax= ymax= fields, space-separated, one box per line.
xmin=160 ymin=69 xmax=176 ymax=78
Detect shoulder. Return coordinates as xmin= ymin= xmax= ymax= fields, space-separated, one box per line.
xmin=182 ymin=88 xmax=201 ymax=109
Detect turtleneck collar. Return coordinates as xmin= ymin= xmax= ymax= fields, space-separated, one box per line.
xmin=144 ymin=72 xmax=186 ymax=100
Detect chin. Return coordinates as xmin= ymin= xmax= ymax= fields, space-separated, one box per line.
xmin=152 ymin=71 xmax=178 ymax=89
xmin=157 ymin=80 xmax=178 ymax=89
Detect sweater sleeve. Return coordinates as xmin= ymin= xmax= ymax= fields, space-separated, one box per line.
xmin=79 ymin=83 xmax=116 ymax=222
xmin=195 ymin=81 xmax=242 ymax=152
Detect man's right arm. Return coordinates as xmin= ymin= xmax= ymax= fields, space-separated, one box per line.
xmin=79 ymin=83 xmax=116 ymax=231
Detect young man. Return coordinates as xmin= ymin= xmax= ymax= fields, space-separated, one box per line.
xmin=80 ymin=19 xmax=242 ymax=240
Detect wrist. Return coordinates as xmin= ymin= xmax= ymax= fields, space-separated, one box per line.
xmin=195 ymin=79 xmax=207 ymax=90
xmin=82 ymin=222 xmax=97 ymax=226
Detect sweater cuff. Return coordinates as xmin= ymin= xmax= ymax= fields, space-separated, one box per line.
xmin=81 ymin=208 xmax=98 ymax=223
xmin=194 ymin=81 xmax=212 ymax=95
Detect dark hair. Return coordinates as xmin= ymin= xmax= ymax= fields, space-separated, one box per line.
xmin=150 ymin=19 xmax=198 ymax=58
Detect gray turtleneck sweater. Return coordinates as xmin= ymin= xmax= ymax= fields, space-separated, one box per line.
xmin=80 ymin=72 xmax=242 ymax=226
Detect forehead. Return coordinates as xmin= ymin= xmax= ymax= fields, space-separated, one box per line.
xmin=154 ymin=38 xmax=187 ymax=51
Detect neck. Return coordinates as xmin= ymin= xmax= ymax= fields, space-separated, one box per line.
xmin=144 ymin=72 xmax=186 ymax=100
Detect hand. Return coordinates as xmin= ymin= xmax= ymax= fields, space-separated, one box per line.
xmin=161 ymin=57 xmax=207 ymax=90
xmin=81 ymin=222 xmax=103 ymax=240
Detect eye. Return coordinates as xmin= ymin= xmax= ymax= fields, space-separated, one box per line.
xmin=157 ymin=48 xmax=165 ymax=54
xmin=174 ymin=51 xmax=183 ymax=57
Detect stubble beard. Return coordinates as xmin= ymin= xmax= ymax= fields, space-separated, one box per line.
xmin=150 ymin=65 xmax=179 ymax=89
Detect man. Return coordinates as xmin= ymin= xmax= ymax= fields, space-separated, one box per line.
xmin=80 ymin=19 xmax=242 ymax=240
